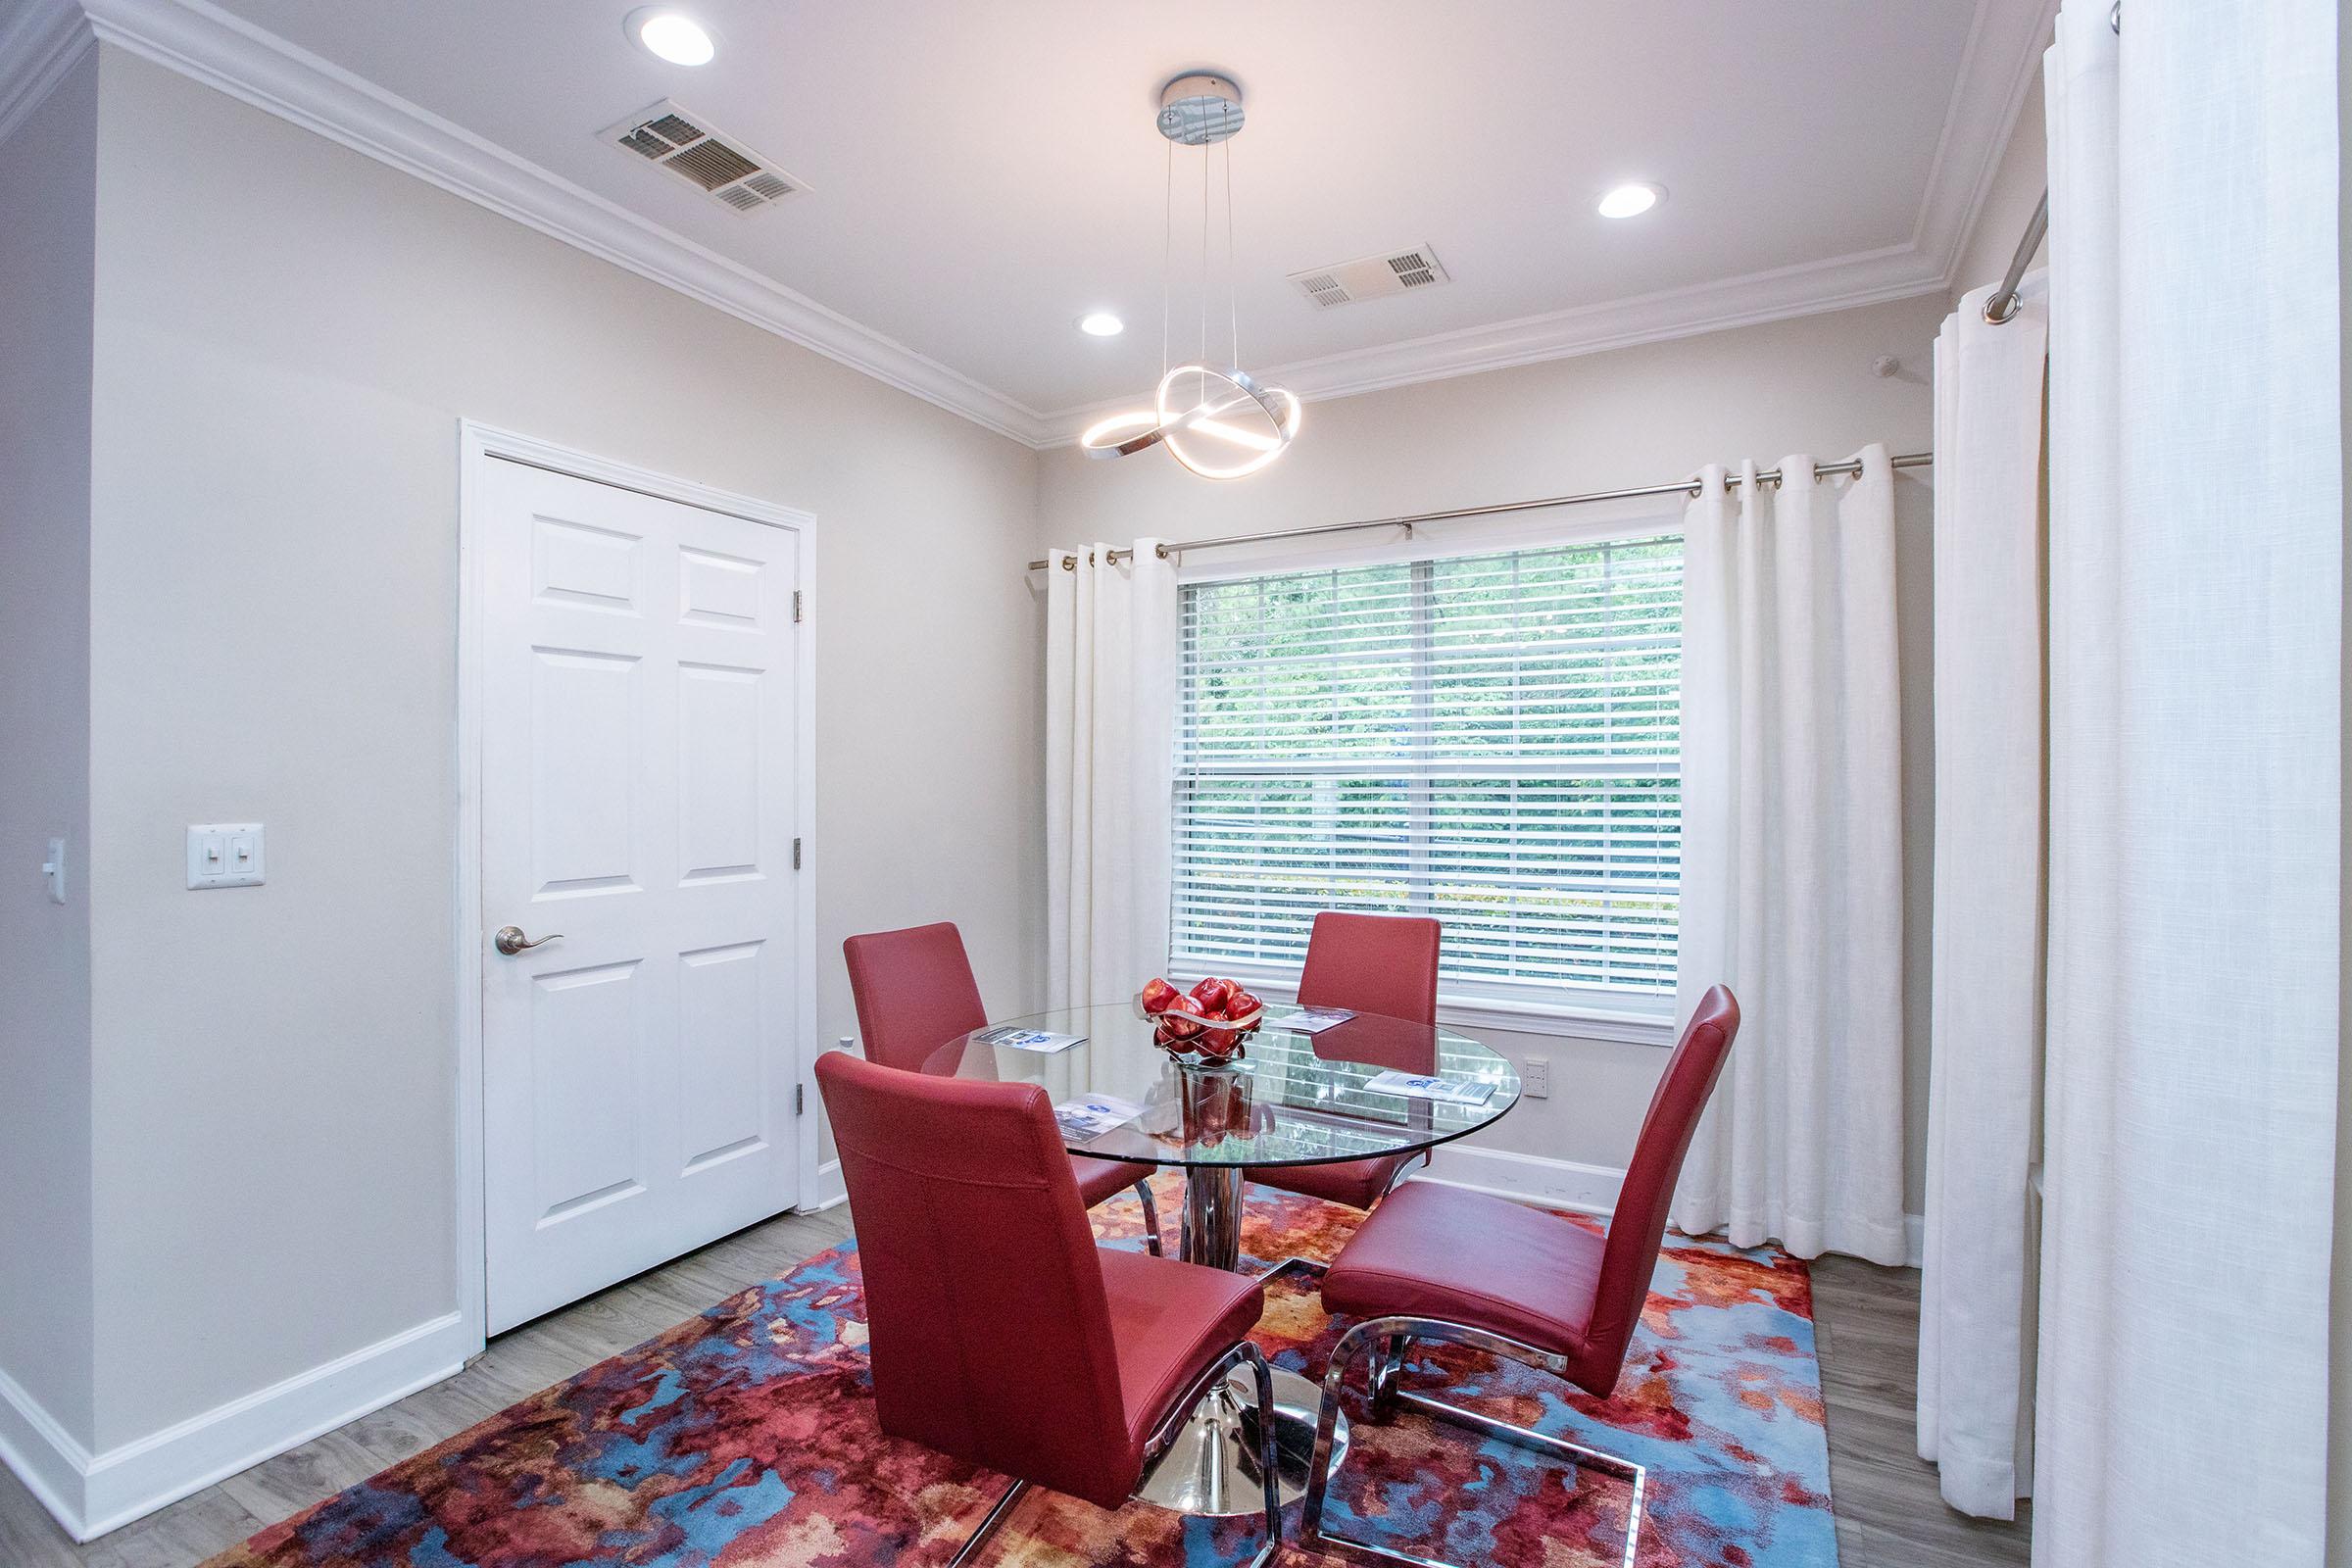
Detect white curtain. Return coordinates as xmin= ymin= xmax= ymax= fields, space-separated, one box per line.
xmin=1672 ymin=446 xmax=1909 ymax=1265
xmin=1044 ymin=541 xmax=1180 ymax=1037
xmin=1916 ymin=274 xmax=2046 ymax=1520
xmin=2034 ymin=2 xmax=2341 ymax=1564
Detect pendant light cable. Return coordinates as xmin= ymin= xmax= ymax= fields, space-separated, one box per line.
xmin=1160 ymin=136 xmax=1173 ymax=381
xmin=1225 ymin=138 xmax=1239 ymax=370
xmin=1198 ymin=146 xmax=1208 ymax=407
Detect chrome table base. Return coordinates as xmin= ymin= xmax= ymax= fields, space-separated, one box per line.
xmin=1134 ymin=1363 xmax=1349 ymax=1515
xmin=1178 ymin=1162 xmax=1248 ymax=1269
xmin=1135 ymin=1179 xmax=1351 ymax=1516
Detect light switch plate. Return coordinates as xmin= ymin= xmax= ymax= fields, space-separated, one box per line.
xmin=187 ymin=823 xmax=265 ymax=889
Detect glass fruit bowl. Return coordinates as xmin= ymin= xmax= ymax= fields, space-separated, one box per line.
xmin=1138 ymin=977 xmax=1263 ymax=1064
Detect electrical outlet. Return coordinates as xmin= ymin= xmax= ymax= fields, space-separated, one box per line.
xmin=1521 ymin=1054 xmax=1551 ymax=1099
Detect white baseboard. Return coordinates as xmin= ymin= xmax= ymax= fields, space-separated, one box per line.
xmin=0 ymin=1310 xmax=469 ymax=1543
xmin=1413 ymin=1145 xmax=1928 ymax=1268
xmin=806 ymin=1158 xmax=847 ymax=1212
xmin=0 ymin=1362 xmax=92 ymax=1543
xmin=1415 ymin=1143 xmax=1627 ymax=1215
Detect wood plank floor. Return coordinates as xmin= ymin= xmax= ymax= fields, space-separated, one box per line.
xmin=1811 ymin=1254 xmax=2032 ymax=1567
xmin=1 ymin=1210 xmax=2030 ymax=1568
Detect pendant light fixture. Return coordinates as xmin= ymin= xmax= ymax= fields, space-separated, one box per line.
xmin=1080 ymin=74 xmax=1300 ymax=480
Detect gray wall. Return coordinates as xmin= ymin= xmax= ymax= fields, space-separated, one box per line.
xmin=0 ymin=47 xmax=99 ymax=1449
xmin=2331 ymin=6 xmax=2350 ymax=1560
xmin=1038 ymin=294 xmax=1946 ymax=1213
xmin=79 ymin=47 xmax=1043 ymax=1451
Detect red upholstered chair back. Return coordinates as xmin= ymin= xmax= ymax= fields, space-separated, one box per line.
xmin=815 ymin=1051 xmax=1137 ymax=1508
xmin=1584 ymin=985 xmax=1740 ymax=1375
xmin=844 ymin=922 xmax=987 ymax=1073
xmin=1298 ymin=912 xmax=1442 ymax=1025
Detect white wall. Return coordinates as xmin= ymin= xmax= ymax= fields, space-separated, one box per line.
xmin=0 ymin=44 xmax=99 ymax=1475
xmin=1038 ymin=293 xmax=1944 ymax=1213
xmin=75 ymin=44 xmax=1043 ymax=1466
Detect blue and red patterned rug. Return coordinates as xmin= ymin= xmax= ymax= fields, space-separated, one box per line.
xmin=206 ymin=1179 xmax=1835 ymax=1567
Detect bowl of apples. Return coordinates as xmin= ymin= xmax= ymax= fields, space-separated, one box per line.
xmin=1138 ymin=975 xmax=1264 ymax=1064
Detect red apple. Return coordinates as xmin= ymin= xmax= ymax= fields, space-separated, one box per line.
xmin=1160 ymin=1013 xmax=1203 ymax=1041
xmin=1139 ymin=977 xmax=1182 ymax=1014
xmin=1197 ymin=1027 xmax=1240 ymax=1057
xmin=1227 ymin=989 xmax=1262 ymax=1018
xmin=1190 ymin=976 xmax=1234 ymax=1013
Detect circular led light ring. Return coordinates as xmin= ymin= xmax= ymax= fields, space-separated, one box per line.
xmin=1078 ymin=409 xmax=1171 ymax=460
xmin=1078 ymin=368 xmax=1298 ymax=473
xmin=1154 ymin=366 xmax=1299 ymax=480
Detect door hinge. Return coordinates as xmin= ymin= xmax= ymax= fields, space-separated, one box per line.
xmin=792 ymin=837 xmax=803 ymax=869
xmin=793 ymin=589 xmax=804 ymax=623
xmin=795 ymin=1083 xmax=806 ymax=1115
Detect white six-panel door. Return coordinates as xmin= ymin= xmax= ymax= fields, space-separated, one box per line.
xmin=478 ymin=456 xmax=801 ymax=1333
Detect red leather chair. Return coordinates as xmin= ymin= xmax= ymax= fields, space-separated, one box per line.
xmin=1246 ymin=912 xmax=1442 ymax=1210
xmin=816 ymin=1051 xmax=1285 ymax=1566
xmin=845 ymin=922 xmax=1162 ymax=1254
xmin=1301 ymin=985 xmax=1740 ymax=1568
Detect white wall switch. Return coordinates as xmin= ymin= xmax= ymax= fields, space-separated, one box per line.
xmin=1521 ymin=1054 xmax=1551 ymax=1099
xmin=187 ymin=823 xmax=266 ymax=889
xmin=41 ymin=837 xmax=66 ymax=904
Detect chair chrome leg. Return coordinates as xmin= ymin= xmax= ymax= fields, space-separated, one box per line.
xmin=1238 ymin=1343 xmax=1287 ymax=1568
xmin=1381 ymin=1151 xmax=1430 ymax=1196
xmin=1365 ymin=1331 xmax=1408 ymax=1422
xmin=1303 ymin=1315 xmax=1647 ymax=1568
xmin=1133 ymin=1178 xmax=1163 ymax=1257
xmin=946 ymin=1477 xmax=1028 ymax=1568
xmin=1299 ymin=1318 xmax=1367 ymax=1540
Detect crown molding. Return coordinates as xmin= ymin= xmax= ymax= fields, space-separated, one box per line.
xmin=0 ymin=0 xmax=94 ymax=146
xmin=1910 ymin=0 xmax=2060 ymax=281
xmin=1038 ymin=239 xmax=1951 ymax=442
xmin=1040 ymin=0 xmax=2053 ymax=443
xmin=7 ymin=0 xmax=2050 ymax=452
xmin=60 ymin=0 xmax=1056 ymax=445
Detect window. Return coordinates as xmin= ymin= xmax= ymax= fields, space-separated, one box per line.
xmin=1170 ymin=531 xmax=1683 ymax=1019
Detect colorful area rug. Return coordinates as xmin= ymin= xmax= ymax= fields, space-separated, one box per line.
xmin=206 ymin=1179 xmax=1834 ymax=1567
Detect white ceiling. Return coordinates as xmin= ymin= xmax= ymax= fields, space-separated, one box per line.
xmin=28 ymin=0 xmax=2051 ymax=443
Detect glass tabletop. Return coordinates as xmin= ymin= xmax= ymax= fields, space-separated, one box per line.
xmin=918 ymin=1002 xmax=1520 ymax=1169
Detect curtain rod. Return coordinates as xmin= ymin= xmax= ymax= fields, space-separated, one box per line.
xmin=1982 ymin=190 xmax=2048 ymax=325
xmin=1983 ymin=1 xmax=2113 ymax=324
xmin=1027 ymin=450 xmax=1935 ymax=569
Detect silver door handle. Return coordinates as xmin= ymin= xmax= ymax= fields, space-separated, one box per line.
xmin=494 ymin=925 xmax=564 ymax=956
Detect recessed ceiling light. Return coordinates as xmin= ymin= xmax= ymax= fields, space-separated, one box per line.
xmin=1077 ymin=312 xmax=1125 ymax=337
xmin=627 ymin=8 xmax=715 ymax=66
xmin=1597 ymin=181 xmax=1665 ymax=219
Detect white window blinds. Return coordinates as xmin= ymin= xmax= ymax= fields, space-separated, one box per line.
xmin=1171 ymin=532 xmax=1683 ymax=1009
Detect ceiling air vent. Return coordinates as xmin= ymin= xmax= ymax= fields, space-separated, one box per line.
xmin=601 ymin=100 xmax=808 ymax=213
xmin=1287 ymin=245 xmax=1452 ymax=309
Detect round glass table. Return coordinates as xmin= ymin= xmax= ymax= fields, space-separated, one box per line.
xmin=921 ymin=1001 xmax=1521 ymax=1515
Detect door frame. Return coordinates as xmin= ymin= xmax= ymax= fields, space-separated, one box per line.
xmin=452 ymin=419 xmax=818 ymax=1353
